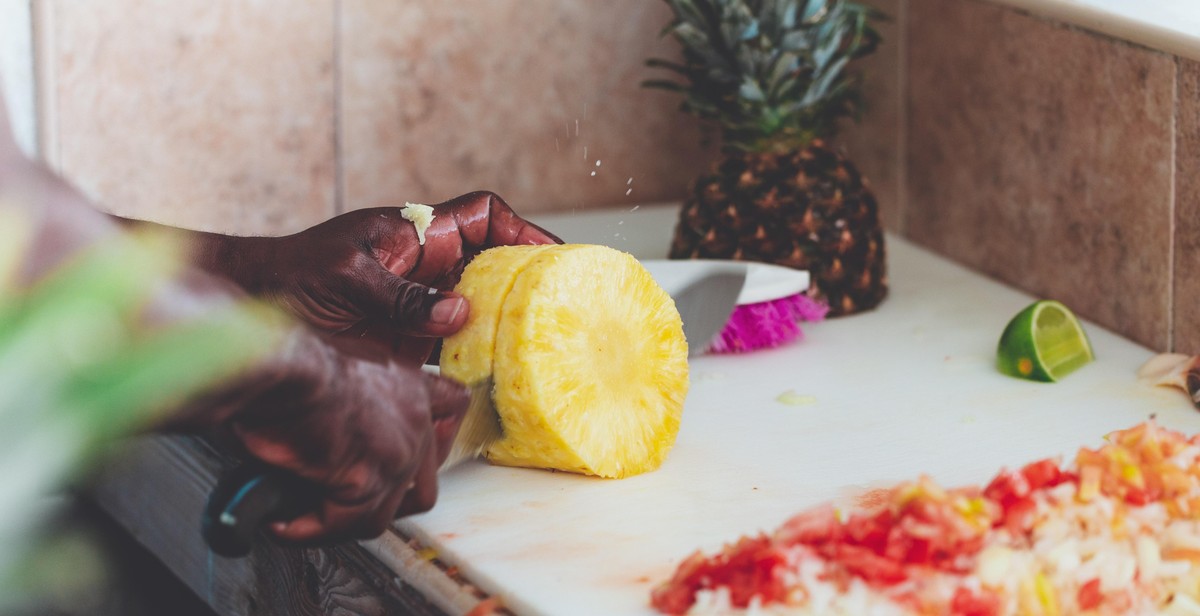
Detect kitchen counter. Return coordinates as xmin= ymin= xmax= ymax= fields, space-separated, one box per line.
xmin=90 ymin=203 xmax=1200 ymax=615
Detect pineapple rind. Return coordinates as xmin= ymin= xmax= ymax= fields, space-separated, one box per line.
xmin=489 ymin=245 xmax=689 ymax=478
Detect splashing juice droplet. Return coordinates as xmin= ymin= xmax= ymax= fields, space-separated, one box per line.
xmin=630 ymin=205 xmax=640 ymax=211
xmin=626 ymin=188 xmax=633 ymax=196
xmin=627 ymin=177 xmax=633 ymax=185
xmin=595 ymin=160 xmax=602 ymax=167
xmin=583 ymin=146 xmax=588 ymax=161
xmin=590 ymin=171 xmax=597 ymax=177
xmin=575 ymin=119 xmax=579 ymax=136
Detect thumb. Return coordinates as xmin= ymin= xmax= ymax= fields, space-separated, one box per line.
xmin=357 ymin=266 xmax=469 ymax=337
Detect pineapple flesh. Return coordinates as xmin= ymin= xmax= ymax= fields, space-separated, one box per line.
xmin=648 ymin=0 xmax=888 ymax=316
xmin=440 ymin=244 xmax=689 ymax=478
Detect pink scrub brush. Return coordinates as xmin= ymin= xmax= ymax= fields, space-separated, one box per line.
xmin=705 ymin=261 xmax=827 ymax=353
xmin=641 ymin=260 xmax=827 ymax=354
xmin=709 ymin=289 xmax=828 ymax=353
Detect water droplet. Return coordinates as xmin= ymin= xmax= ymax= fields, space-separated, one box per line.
xmin=627 ymin=177 xmax=633 ymax=185
xmin=626 ymin=188 xmax=633 ymax=196
xmin=595 ymin=160 xmax=602 ymax=167
xmin=590 ymin=171 xmax=597 ymax=177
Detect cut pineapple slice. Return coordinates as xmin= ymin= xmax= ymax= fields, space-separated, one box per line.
xmin=440 ymin=244 xmax=689 ymax=478
xmin=440 ymin=244 xmax=556 ymax=384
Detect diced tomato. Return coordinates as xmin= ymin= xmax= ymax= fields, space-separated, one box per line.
xmin=844 ymin=510 xmax=892 ymax=553
xmin=705 ymin=536 xmax=789 ymax=608
xmin=1020 ymin=458 xmax=1065 ymax=490
xmin=984 ymin=469 xmax=1030 ymax=507
xmin=650 ymin=582 xmax=696 ymax=615
xmin=1002 ymin=497 xmax=1038 ymax=535
xmin=776 ymin=504 xmax=841 ymax=546
xmin=950 ymin=586 xmax=1001 ymax=616
xmin=1077 ymin=578 xmax=1103 ymax=610
xmin=834 ymin=544 xmax=907 ymax=585
xmin=1125 ymin=486 xmax=1150 ymax=506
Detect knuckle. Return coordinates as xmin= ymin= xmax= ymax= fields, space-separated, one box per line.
xmin=390 ymin=281 xmax=436 ymax=322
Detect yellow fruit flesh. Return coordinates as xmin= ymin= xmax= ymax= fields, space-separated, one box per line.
xmin=440 ymin=245 xmax=555 ymax=384
xmin=441 ymin=244 xmax=689 ymax=478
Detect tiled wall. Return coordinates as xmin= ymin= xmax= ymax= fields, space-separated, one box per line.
xmin=876 ymin=0 xmax=1197 ymax=353
xmin=35 ymin=0 xmax=715 ymax=234
xmin=24 ymin=0 xmax=1199 ymax=352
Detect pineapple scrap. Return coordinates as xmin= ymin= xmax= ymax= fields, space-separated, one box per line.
xmin=401 ymin=202 xmax=435 ymax=245
xmin=440 ymin=244 xmax=689 ymax=478
xmin=775 ymin=390 xmax=816 ymax=406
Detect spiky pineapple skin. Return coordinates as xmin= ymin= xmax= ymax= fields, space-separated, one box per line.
xmin=669 ymin=139 xmax=887 ymax=316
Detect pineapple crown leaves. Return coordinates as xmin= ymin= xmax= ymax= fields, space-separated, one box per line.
xmin=645 ymin=0 xmax=882 ymax=153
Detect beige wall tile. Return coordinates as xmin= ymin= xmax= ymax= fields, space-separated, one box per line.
xmin=837 ymin=0 xmax=904 ymax=233
xmin=906 ymin=0 xmax=1174 ymax=349
xmin=46 ymin=0 xmax=336 ymax=234
xmin=339 ymin=0 xmax=714 ymax=215
xmin=1175 ymin=59 xmax=1200 ymax=354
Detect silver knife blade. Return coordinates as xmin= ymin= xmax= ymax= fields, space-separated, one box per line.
xmin=439 ymin=378 xmax=502 ymax=472
xmin=668 ymin=270 xmax=748 ymax=356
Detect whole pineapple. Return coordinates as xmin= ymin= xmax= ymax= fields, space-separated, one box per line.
xmin=647 ymin=0 xmax=887 ymax=316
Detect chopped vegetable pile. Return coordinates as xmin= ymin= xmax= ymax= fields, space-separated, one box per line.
xmin=652 ymin=421 xmax=1200 ymax=615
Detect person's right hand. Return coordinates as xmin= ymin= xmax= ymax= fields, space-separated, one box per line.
xmin=175 ymin=329 xmax=469 ymax=544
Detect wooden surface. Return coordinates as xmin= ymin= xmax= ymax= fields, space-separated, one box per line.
xmin=88 ymin=436 xmax=480 ymax=616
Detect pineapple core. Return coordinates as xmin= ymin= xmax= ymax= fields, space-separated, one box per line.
xmin=401 ymin=202 xmax=435 ymax=245
xmin=440 ymin=244 xmax=689 ymax=478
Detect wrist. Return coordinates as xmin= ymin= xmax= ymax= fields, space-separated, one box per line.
xmin=191 ymin=232 xmax=284 ymax=295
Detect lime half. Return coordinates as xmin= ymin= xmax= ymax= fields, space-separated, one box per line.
xmin=996 ymin=300 xmax=1095 ymax=382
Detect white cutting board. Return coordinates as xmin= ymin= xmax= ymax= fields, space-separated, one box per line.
xmin=395 ymin=204 xmax=1198 ymax=616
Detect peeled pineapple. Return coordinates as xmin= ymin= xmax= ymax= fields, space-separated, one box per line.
xmin=440 ymin=244 xmax=689 ymax=478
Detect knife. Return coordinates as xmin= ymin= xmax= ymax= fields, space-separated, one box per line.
xmin=202 ymin=268 xmax=746 ymax=557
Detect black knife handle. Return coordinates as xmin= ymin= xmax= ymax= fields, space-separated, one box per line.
xmin=202 ymin=464 xmax=319 ymax=558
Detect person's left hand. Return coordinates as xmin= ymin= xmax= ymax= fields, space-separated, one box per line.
xmin=196 ymin=191 xmax=560 ymax=365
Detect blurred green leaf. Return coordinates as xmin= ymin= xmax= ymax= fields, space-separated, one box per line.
xmin=0 ymin=214 xmax=283 ymax=609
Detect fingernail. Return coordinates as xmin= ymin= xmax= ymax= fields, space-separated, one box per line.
xmin=430 ymin=297 xmax=465 ymax=326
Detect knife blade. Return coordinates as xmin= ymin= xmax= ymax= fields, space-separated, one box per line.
xmin=438 ymin=378 xmax=501 ymax=471
xmin=639 ymin=261 xmax=749 ymax=356
xmin=671 ymin=271 xmax=747 ymax=356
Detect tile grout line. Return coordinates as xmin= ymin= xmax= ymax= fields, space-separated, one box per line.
xmin=1168 ymin=57 xmax=1178 ymax=352
xmin=333 ymin=0 xmax=345 ymax=215
xmin=896 ymin=0 xmax=909 ymax=237
xmin=31 ymin=0 xmax=58 ymax=170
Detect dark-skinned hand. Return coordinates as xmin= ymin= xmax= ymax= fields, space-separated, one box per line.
xmin=0 ymin=103 xmax=472 ymax=543
xmin=180 ymin=191 xmax=561 ymax=365
xmin=172 ymin=328 xmax=469 ymax=544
